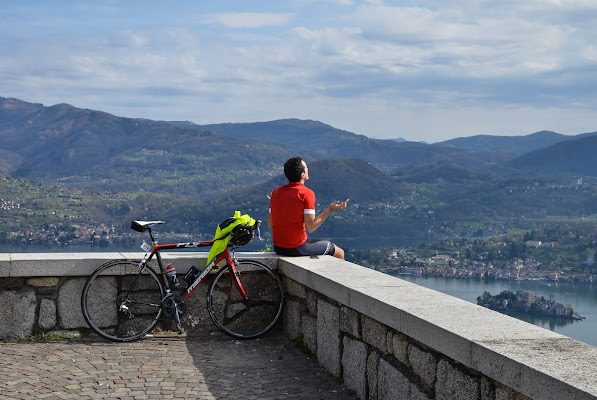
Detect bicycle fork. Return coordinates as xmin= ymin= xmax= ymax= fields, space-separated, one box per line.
xmin=227 ymin=255 xmax=249 ymax=302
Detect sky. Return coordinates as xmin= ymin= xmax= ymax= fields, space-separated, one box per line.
xmin=1 ymin=0 xmax=597 ymax=143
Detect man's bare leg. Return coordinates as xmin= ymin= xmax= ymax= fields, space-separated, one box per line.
xmin=334 ymin=246 xmax=345 ymax=260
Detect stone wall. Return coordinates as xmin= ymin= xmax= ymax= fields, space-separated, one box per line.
xmin=278 ymin=256 xmax=597 ymax=400
xmin=1 ymin=252 xmax=596 ymax=400
xmin=0 ymin=252 xmax=276 ymax=339
xmin=284 ymin=276 xmax=529 ymax=399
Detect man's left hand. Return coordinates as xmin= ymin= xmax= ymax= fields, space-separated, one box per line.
xmin=329 ymin=199 xmax=349 ymax=211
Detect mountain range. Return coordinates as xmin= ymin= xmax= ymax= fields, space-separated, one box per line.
xmin=3 ymin=96 xmax=597 ymax=244
xmin=3 ymin=96 xmax=597 ymax=190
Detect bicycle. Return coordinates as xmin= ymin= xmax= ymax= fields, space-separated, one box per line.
xmin=81 ymin=216 xmax=285 ymax=342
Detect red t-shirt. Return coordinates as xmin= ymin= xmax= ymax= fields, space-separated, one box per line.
xmin=269 ymin=182 xmax=315 ymax=248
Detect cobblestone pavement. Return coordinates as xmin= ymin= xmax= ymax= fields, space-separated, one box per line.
xmin=0 ymin=331 xmax=355 ymax=400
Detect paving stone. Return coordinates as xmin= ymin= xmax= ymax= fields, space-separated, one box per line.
xmin=0 ymin=332 xmax=355 ymax=399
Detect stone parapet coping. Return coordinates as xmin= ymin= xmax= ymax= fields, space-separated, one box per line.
xmin=0 ymin=252 xmax=277 ymax=277
xmin=278 ymin=255 xmax=597 ymax=400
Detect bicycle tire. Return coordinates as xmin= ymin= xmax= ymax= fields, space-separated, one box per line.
xmin=207 ymin=260 xmax=284 ymax=339
xmin=81 ymin=260 xmax=165 ymax=342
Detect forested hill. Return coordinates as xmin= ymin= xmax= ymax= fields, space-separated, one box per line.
xmin=6 ymin=97 xmax=597 ymax=185
xmin=4 ymin=96 xmax=597 ymax=248
xmin=185 ymin=158 xmax=406 ymax=229
xmin=509 ymin=134 xmax=597 ymax=176
xmin=171 ymin=119 xmax=515 ymax=169
xmin=0 ymin=97 xmax=297 ymax=196
xmin=436 ymin=131 xmax=570 ymax=154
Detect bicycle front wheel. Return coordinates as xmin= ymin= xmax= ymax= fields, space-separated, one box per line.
xmin=207 ymin=260 xmax=284 ymax=339
xmin=81 ymin=260 xmax=165 ymax=342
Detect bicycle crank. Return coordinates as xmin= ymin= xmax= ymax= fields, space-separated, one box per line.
xmin=161 ymin=294 xmax=187 ymax=320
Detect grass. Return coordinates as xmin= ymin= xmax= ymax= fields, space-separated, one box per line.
xmin=25 ymin=332 xmax=77 ymax=341
xmin=292 ymin=333 xmax=314 ymax=358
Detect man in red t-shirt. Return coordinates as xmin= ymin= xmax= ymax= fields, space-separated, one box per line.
xmin=266 ymin=157 xmax=349 ymax=260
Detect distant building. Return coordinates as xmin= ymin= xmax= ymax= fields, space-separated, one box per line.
xmin=517 ymin=291 xmax=541 ymax=304
xmin=432 ymin=255 xmax=451 ymax=262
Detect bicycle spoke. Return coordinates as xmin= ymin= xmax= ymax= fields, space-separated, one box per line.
xmin=81 ymin=261 xmax=164 ymax=342
xmin=207 ymin=260 xmax=284 ymax=339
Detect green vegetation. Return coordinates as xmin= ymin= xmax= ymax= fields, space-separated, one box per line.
xmin=348 ymin=224 xmax=597 ymax=277
xmin=25 ymin=332 xmax=77 ymax=341
xmin=3 ymin=97 xmax=597 ymax=262
xmin=292 ymin=334 xmax=314 ymax=358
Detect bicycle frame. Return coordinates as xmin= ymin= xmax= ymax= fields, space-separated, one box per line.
xmin=139 ymin=236 xmax=248 ymax=301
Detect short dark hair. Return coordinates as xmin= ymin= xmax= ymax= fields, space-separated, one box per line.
xmin=284 ymin=157 xmax=305 ymax=182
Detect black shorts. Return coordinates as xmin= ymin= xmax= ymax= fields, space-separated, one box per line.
xmin=274 ymin=238 xmax=336 ymax=257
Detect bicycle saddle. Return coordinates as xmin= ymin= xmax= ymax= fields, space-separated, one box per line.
xmin=131 ymin=220 xmax=165 ymax=232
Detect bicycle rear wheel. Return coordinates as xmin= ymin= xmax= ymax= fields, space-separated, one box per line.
xmin=207 ymin=260 xmax=284 ymax=339
xmin=81 ymin=260 xmax=164 ymax=342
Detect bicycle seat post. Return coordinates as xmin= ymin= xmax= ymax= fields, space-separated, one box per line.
xmin=148 ymin=228 xmax=156 ymax=244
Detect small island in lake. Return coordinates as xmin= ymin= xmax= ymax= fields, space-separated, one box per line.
xmin=477 ymin=290 xmax=584 ymax=320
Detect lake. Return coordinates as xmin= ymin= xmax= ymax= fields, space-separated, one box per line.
xmin=391 ymin=274 xmax=597 ymax=348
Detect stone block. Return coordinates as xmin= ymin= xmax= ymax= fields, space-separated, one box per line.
xmin=301 ymin=314 xmax=317 ymax=354
xmin=0 ymin=288 xmax=36 ymax=338
xmin=39 ymin=298 xmax=57 ymax=330
xmin=392 ymin=332 xmax=409 ymax=365
xmin=342 ymin=336 xmax=367 ymax=400
xmin=306 ymin=289 xmax=317 ymax=316
xmin=367 ymin=351 xmax=380 ymax=400
xmin=495 ymin=386 xmax=530 ymax=400
xmin=0 ymin=254 xmax=9 ymax=277
xmin=284 ymin=299 xmax=301 ymax=340
xmin=58 ymin=278 xmax=88 ymax=329
xmin=284 ymin=278 xmax=306 ymax=299
xmin=233 ymin=252 xmax=278 ymax=270
xmin=495 ymin=386 xmax=511 ymax=400
xmin=27 ymin=277 xmax=59 ymax=287
xmin=180 ymin=284 xmax=215 ymax=335
xmin=472 ymin=337 xmax=597 ymax=400
xmin=362 ymin=315 xmax=389 ymax=353
xmin=9 ymin=253 xmax=121 ymax=277
xmin=0 ymin=278 xmax=25 ymax=290
xmin=317 ymin=298 xmax=341 ymax=377
xmin=409 ymin=344 xmax=437 ymax=390
xmin=378 ymin=358 xmax=410 ymax=400
xmin=340 ymin=306 xmax=360 ymax=338
xmin=278 ymin=257 xmax=353 ymax=306
xmin=436 ymin=359 xmax=479 ymax=400
xmin=481 ymin=377 xmax=495 ymax=400
xmin=411 ymin=385 xmax=430 ymax=400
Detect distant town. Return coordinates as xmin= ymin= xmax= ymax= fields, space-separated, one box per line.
xmin=348 ymin=233 xmax=597 ymax=284
xmin=1 ymin=221 xmax=200 ymax=250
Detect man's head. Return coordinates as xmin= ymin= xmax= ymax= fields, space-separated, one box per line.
xmin=284 ymin=156 xmax=308 ymax=182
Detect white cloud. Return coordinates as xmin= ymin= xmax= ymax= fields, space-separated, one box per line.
xmin=2 ymin=1 xmax=597 ymax=142
xmin=202 ymin=12 xmax=294 ymax=29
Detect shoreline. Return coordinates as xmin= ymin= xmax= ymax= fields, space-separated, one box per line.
xmin=480 ymin=305 xmax=585 ymax=321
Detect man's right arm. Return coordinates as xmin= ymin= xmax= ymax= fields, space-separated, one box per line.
xmin=266 ymin=212 xmax=273 ymax=229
